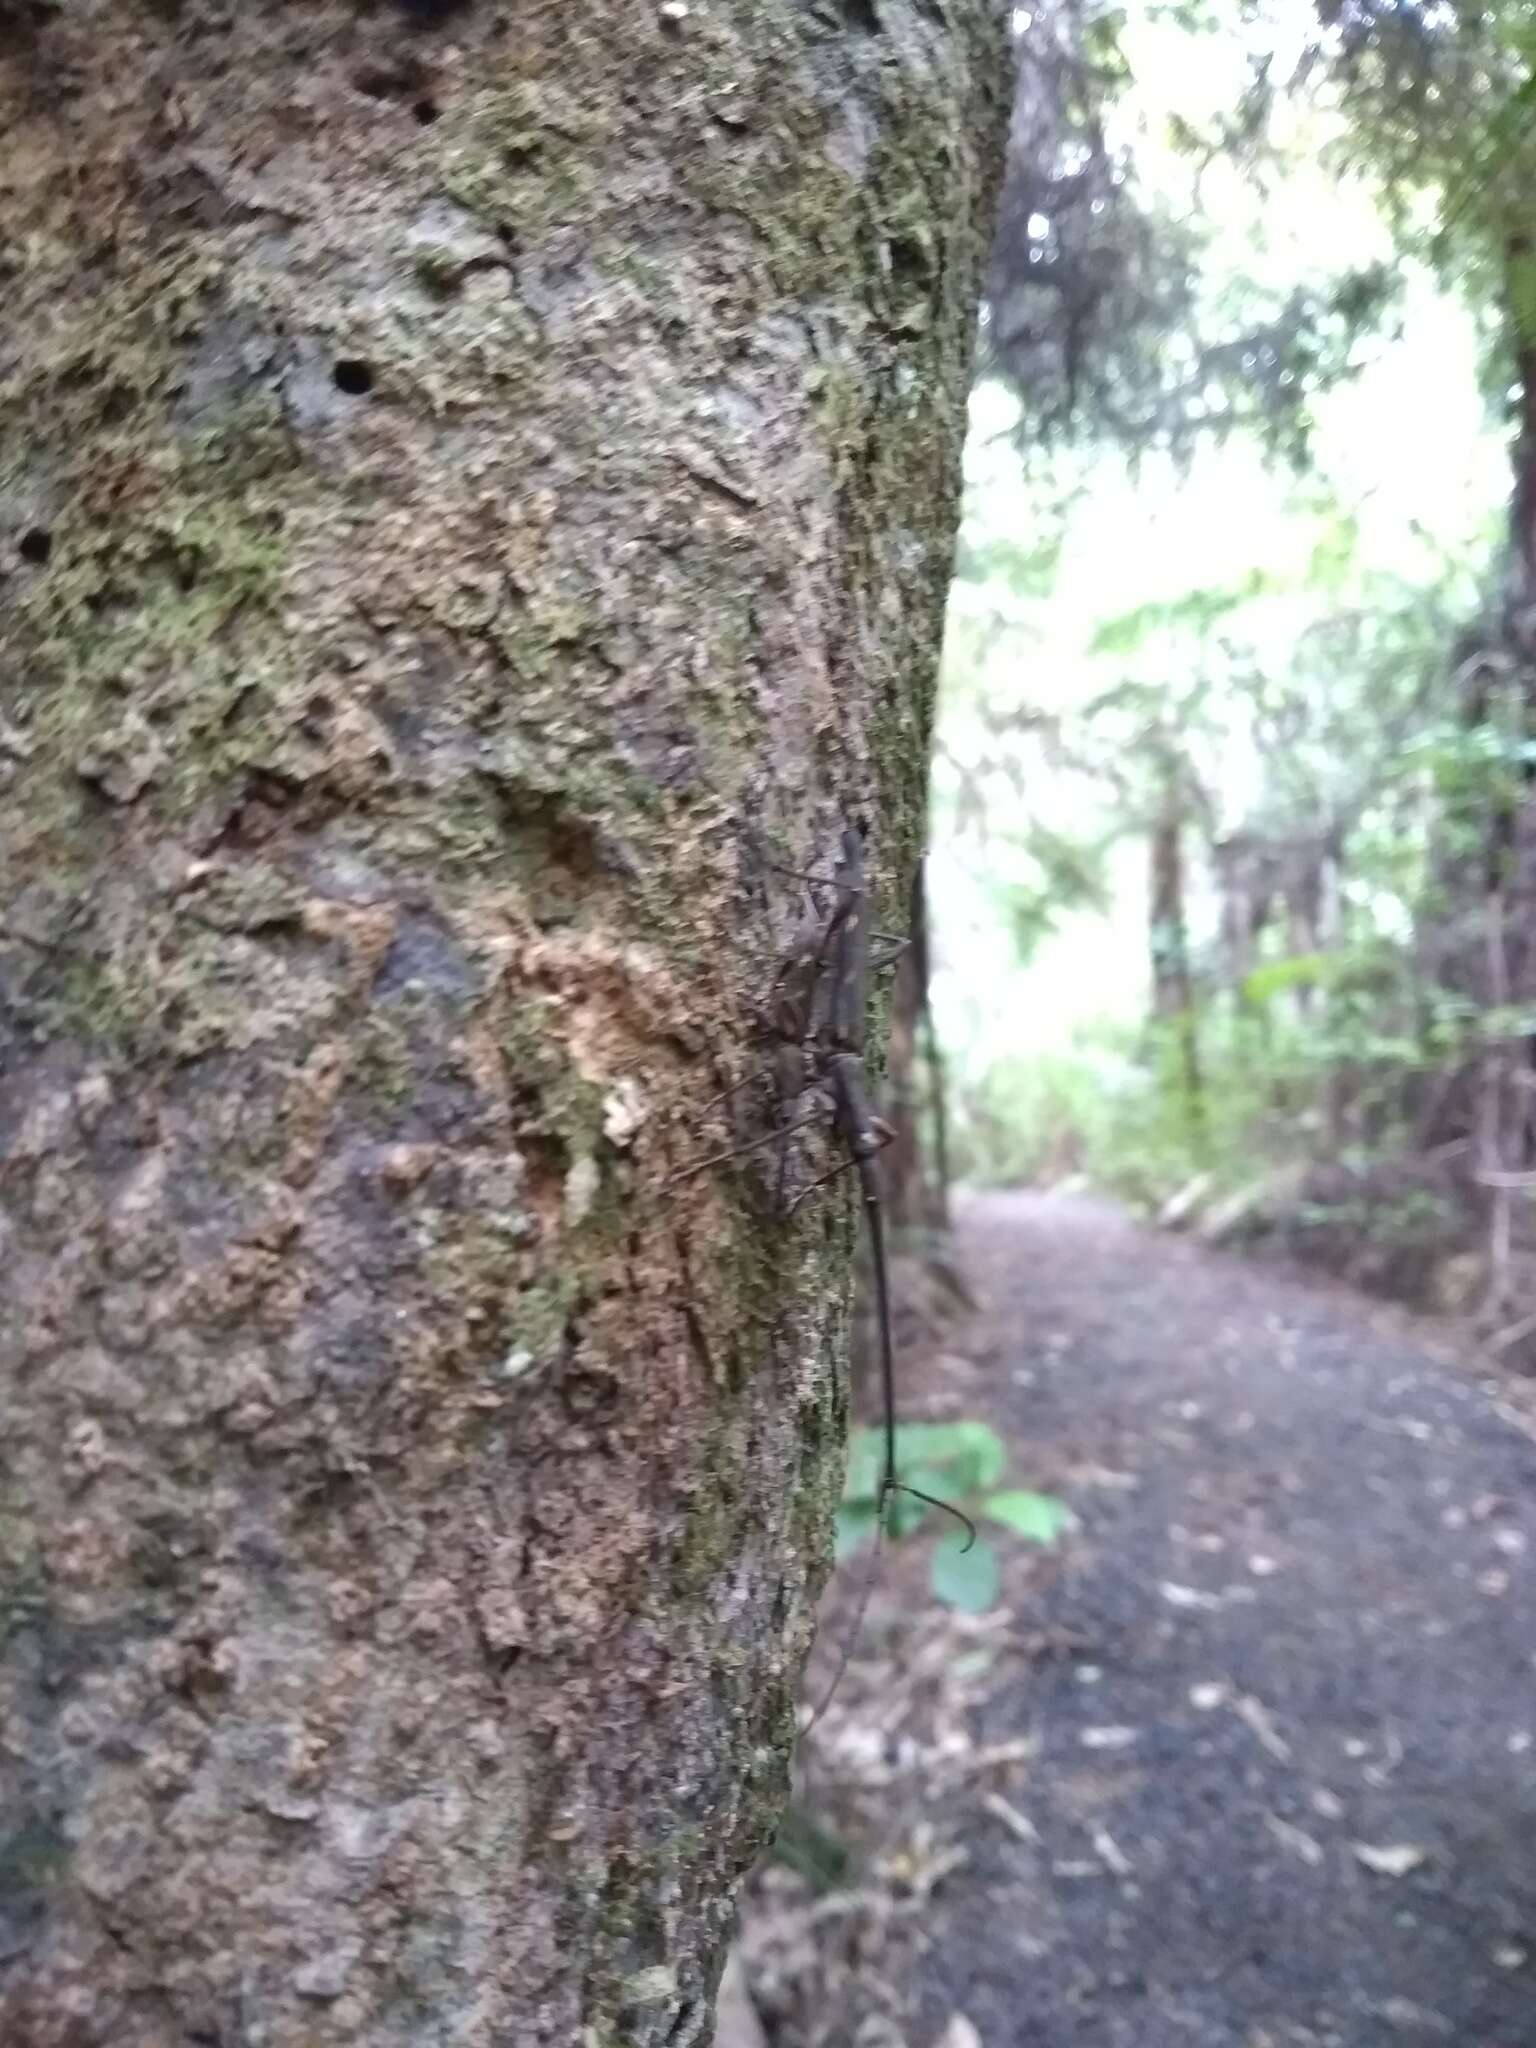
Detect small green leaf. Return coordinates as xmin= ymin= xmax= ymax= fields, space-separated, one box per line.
xmin=1241 ymin=953 xmax=1333 ymax=1007
xmin=930 ymin=1533 xmax=1002 ymax=1612
xmin=983 ymin=1489 xmax=1073 ymax=1544
xmin=950 ymin=1420 xmax=1010 ymax=1490
xmin=886 ymin=1489 xmax=933 ymax=1541
xmin=772 ymin=1806 xmax=854 ymax=1893
xmin=900 ymin=1464 xmax=966 ymax=1508
xmin=894 ymin=1419 xmax=1007 ymax=1493
xmin=840 ymin=1428 xmax=886 ymax=1505
xmin=834 ymin=1503 xmax=880 ymax=1560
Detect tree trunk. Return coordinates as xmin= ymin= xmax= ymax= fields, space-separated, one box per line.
xmin=913 ymin=860 xmax=955 ymax=1235
xmin=882 ymin=860 xmax=948 ymax=1236
xmin=1149 ymin=770 xmax=1204 ymax=1143
xmin=1505 ymin=233 xmax=1536 ymax=613
xmin=0 ymin=7 xmax=1010 ymax=2045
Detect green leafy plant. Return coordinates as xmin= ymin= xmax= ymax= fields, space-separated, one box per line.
xmin=836 ymin=1421 xmax=1072 ymax=1614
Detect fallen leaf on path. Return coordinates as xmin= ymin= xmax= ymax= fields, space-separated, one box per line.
xmin=1352 ymin=1842 xmax=1428 ymax=1878
xmin=1160 ymin=1582 xmax=1222 ymax=1610
xmin=1265 ymin=1814 xmax=1324 ymax=1867
xmin=1079 ymin=1725 xmax=1137 ymax=1750
xmin=1372 ymin=1994 xmax=1450 ymax=2033
xmin=1092 ymin=1826 xmax=1134 ymax=1876
xmin=1077 ymin=1464 xmax=1140 ymax=1491
xmin=1189 ymin=1681 xmax=1229 ymax=1711
xmin=934 ymin=2017 xmax=982 ymax=2048
xmin=1362 ymin=1728 xmax=1404 ymax=1785
xmin=962 ymin=1737 xmax=1037 ymax=1774
xmin=1236 ymin=1694 xmax=1293 ymax=1762
xmin=981 ymin=1791 xmax=1040 ymax=1844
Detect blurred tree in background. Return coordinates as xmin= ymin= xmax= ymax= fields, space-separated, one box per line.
xmin=937 ymin=0 xmax=1536 ymax=1350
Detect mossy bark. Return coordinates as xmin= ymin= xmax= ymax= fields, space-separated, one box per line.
xmin=0 ymin=4 xmax=1010 ymax=2042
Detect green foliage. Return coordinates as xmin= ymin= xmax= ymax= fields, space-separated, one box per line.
xmin=988 ymin=3 xmax=1395 ymax=460
xmin=930 ymin=1531 xmax=1002 ymax=1613
xmin=836 ymin=1421 xmax=1071 ymax=1613
xmin=996 ymin=825 xmax=1112 ymax=963
xmin=1240 ymin=953 xmax=1333 ymax=1007
xmin=949 ymin=940 xmax=1468 ymax=1211
xmin=984 ymin=1488 xmax=1076 ymax=1540
xmin=1292 ymin=0 xmax=1536 ymax=355
xmin=770 ymin=1806 xmax=854 ymax=1893
xmin=934 ymin=0 xmax=1522 ymax=1301
xmin=1407 ymin=716 xmax=1536 ymax=812
xmin=952 ymin=1025 xmax=1228 ymax=1201
xmin=1088 ymin=571 xmax=1273 ymax=657
xmin=952 ymin=532 xmax=1065 ymax=598
xmin=1307 ymin=510 xmax=1361 ymax=591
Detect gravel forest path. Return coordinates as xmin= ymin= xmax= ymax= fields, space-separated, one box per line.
xmin=749 ymin=1190 xmax=1536 ymax=2048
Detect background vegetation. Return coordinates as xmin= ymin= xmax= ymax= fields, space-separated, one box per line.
xmin=933 ymin=0 xmax=1536 ymax=1352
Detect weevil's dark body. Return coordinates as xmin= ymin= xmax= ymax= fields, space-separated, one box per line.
xmin=805 ymin=832 xmax=902 ymax=1508
xmin=690 ymin=829 xmax=973 ymax=1551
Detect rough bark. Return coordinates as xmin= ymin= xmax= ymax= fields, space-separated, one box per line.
xmin=0 ymin=5 xmax=1010 ymax=2045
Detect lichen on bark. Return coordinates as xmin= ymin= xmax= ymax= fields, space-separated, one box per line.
xmin=0 ymin=2 xmax=1010 ymax=2041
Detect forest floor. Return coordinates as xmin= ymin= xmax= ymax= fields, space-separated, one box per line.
xmin=738 ymin=1189 xmax=1536 ymax=2048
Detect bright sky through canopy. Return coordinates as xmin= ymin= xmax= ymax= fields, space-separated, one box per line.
xmin=933 ymin=4 xmax=1509 ymax=1085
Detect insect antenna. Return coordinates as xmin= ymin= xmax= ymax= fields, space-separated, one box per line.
xmin=883 ymin=1479 xmax=977 ymax=1552
xmin=801 ymin=1518 xmax=887 ymax=1735
xmin=664 ymin=1111 xmax=820 ymax=1187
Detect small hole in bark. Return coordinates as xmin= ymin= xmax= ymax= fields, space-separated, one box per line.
xmin=353 ymin=57 xmax=429 ymax=102
xmin=397 ymin=0 xmax=472 ymax=25
xmin=333 ymin=358 xmax=374 ymax=396
xmin=19 ymin=527 xmax=53 ymax=566
xmin=298 ymin=694 xmax=334 ymax=744
xmin=412 ymin=97 xmax=440 ymax=124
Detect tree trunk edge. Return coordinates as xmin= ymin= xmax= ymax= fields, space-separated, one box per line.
xmin=0 ymin=6 xmax=1012 ymax=2043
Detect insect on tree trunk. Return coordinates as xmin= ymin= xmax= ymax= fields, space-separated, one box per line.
xmin=0 ymin=4 xmax=1010 ymax=2044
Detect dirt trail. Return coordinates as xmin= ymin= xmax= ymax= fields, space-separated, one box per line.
xmin=747 ymin=1190 xmax=1536 ymax=2048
